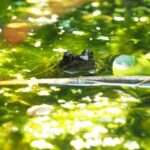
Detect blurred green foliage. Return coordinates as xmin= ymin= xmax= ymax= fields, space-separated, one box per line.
xmin=0 ymin=0 xmax=11 ymax=15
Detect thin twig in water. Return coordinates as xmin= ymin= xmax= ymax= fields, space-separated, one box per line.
xmin=0 ymin=76 xmax=150 ymax=87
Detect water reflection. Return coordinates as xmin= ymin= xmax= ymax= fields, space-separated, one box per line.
xmin=20 ymin=86 xmax=144 ymax=149
xmin=3 ymin=20 xmax=30 ymax=44
xmin=2 ymin=0 xmax=90 ymax=45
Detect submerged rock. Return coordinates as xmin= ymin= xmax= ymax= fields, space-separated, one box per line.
xmin=27 ymin=104 xmax=54 ymax=117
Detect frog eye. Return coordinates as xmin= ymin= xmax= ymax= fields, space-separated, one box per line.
xmin=63 ymin=52 xmax=74 ymax=61
xmin=81 ymin=49 xmax=93 ymax=55
xmin=81 ymin=49 xmax=93 ymax=60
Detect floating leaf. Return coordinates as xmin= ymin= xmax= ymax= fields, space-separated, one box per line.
xmin=113 ymin=53 xmax=150 ymax=76
xmin=113 ymin=54 xmax=136 ymax=76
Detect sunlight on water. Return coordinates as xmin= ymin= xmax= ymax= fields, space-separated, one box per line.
xmin=91 ymin=2 xmax=100 ymax=7
xmin=22 ymin=87 xmax=32 ymax=92
xmin=92 ymin=10 xmax=102 ymax=16
xmin=72 ymin=31 xmax=85 ymax=36
xmin=34 ymin=41 xmax=42 ymax=47
xmin=38 ymin=90 xmax=50 ymax=96
xmin=50 ymin=86 xmax=60 ymax=91
xmin=124 ymin=141 xmax=140 ymax=150
xmin=31 ymin=139 xmax=54 ymax=149
xmin=102 ymin=137 xmax=123 ymax=147
xmin=52 ymin=48 xmax=67 ymax=52
xmin=97 ymin=35 xmax=109 ymax=41
xmin=70 ymin=138 xmax=85 ymax=150
xmin=114 ymin=16 xmax=125 ymax=21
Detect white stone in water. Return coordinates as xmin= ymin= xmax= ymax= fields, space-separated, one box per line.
xmin=27 ymin=104 xmax=54 ymax=117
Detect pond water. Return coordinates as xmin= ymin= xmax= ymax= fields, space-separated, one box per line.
xmin=0 ymin=0 xmax=150 ymax=149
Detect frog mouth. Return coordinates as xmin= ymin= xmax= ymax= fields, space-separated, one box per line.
xmin=62 ymin=62 xmax=97 ymax=74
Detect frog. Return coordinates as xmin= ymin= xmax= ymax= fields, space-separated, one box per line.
xmin=58 ymin=49 xmax=97 ymax=75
